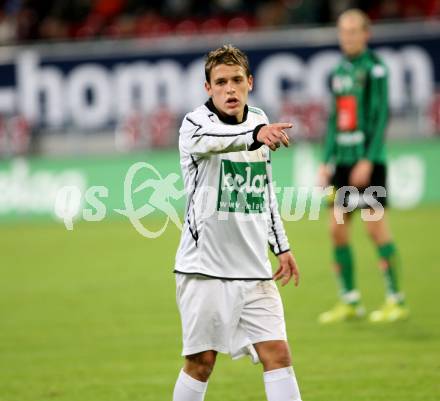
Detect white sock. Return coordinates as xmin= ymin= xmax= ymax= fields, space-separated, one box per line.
xmin=264 ymin=366 xmax=302 ymax=401
xmin=173 ymin=369 xmax=208 ymax=401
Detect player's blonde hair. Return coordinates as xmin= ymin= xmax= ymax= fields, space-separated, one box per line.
xmin=338 ymin=8 xmax=371 ymax=31
xmin=205 ymin=44 xmax=251 ymax=83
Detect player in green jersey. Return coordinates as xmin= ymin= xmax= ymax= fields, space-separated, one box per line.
xmin=317 ymin=9 xmax=409 ymax=324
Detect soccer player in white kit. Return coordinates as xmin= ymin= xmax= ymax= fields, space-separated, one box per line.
xmin=173 ymin=45 xmax=302 ymax=401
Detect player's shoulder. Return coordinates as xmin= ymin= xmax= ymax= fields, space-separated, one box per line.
xmin=328 ymin=62 xmax=344 ymax=90
xmin=181 ymin=104 xmax=211 ymax=128
xmin=248 ymin=105 xmax=269 ymax=123
xmin=331 ymin=56 xmax=346 ymax=74
xmin=185 ymin=104 xmax=210 ymax=120
xmin=248 ymin=106 xmax=264 ymax=116
xmin=366 ymin=50 xmax=388 ymax=78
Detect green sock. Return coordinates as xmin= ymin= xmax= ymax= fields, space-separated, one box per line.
xmin=377 ymin=242 xmax=402 ymax=301
xmin=334 ymin=245 xmax=356 ymax=301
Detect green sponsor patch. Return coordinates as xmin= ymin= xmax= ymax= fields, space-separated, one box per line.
xmin=217 ymin=159 xmax=267 ymax=213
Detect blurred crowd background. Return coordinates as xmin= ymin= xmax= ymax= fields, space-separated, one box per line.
xmin=0 ymin=0 xmax=439 ymax=44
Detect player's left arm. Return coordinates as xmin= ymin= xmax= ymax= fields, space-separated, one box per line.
xmin=266 ymin=154 xmax=300 ymax=287
xmin=350 ymin=63 xmax=389 ymax=187
xmin=365 ymin=63 xmax=389 ymax=161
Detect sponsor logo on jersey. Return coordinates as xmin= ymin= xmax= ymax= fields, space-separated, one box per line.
xmin=336 ymin=95 xmax=358 ymax=131
xmin=333 ymin=75 xmax=353 ymax=93
xmin=217 ymin=160 xmax=267 ymax=213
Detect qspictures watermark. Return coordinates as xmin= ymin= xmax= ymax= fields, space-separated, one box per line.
xmin=54 ymin=162 xmax=186 ymax=238
xmin=55 ymin=162 xmax=387 ymax=238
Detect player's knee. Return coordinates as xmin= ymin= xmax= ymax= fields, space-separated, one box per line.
xmin=184 ymin=351 xmax=217 ymax=382
xmin=267 ymin=352 xmax=292 ymax=369
xmin=257 ymin=341 xmax=292 ymax=370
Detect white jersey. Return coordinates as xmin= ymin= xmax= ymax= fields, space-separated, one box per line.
xmin=174 ymin=100 xmax=290 ymax=280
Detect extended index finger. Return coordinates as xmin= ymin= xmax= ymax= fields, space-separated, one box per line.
xmin=272 ymin=122 xmax=293 ymax=129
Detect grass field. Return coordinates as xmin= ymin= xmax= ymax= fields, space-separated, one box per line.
xmin=1 ymin=206 xmax=439 ymax=401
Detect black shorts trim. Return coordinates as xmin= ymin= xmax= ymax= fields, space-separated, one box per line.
xmin=173 ymin=269 xmax=272 ymax=281
xmin=330 ymin=163 xmax=387 ymax=208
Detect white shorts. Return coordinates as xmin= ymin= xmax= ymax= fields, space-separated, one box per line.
xmin=175 ymin=273 xmax=287 ymax=362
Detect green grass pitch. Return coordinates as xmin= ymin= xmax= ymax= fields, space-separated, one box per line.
xmin=1 ymin=206 xmax=439 ymax=401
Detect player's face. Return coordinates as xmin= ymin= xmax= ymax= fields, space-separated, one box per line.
xmin=338 ymin=15 xmax=369 ymax=58
xmin=205 ymin=64 xmax=253 ymax=123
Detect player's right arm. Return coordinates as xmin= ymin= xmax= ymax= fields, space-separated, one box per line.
xmin=179 ymin=111 xmax=290 ymax=157
xmin=318 ymin=96 xmax=337 ymax=186
xmin=364 ymin=63 xmax=389 ymax=161
xmin=323 ymin=96 xmax=337 ymax=164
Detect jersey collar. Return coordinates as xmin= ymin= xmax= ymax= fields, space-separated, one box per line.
xmin=345 ymin=49 xmax=369 ymax=65
xmin=205 ymin=98 xmax=249 ymax=125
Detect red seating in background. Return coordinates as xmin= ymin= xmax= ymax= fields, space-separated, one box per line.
xmin=200 ymin=17 xmax=224 ymax=34
xmin=175 ymin=19 xmax=199 ymax=36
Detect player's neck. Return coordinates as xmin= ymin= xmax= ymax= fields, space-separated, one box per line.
xmin=205 ymin=98 xmax=248 ymax=125
xmin=346 ymin=48 xmax=368 ymax=61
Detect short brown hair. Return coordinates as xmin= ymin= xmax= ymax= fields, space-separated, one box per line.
xmin=338 ymin=8 xmax=371 ymax=31
xmin=205 ymin=44 xmax=251 ymax=83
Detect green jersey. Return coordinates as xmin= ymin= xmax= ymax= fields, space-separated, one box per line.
xmin=323 ymin=49 xmax=389 ymax=166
